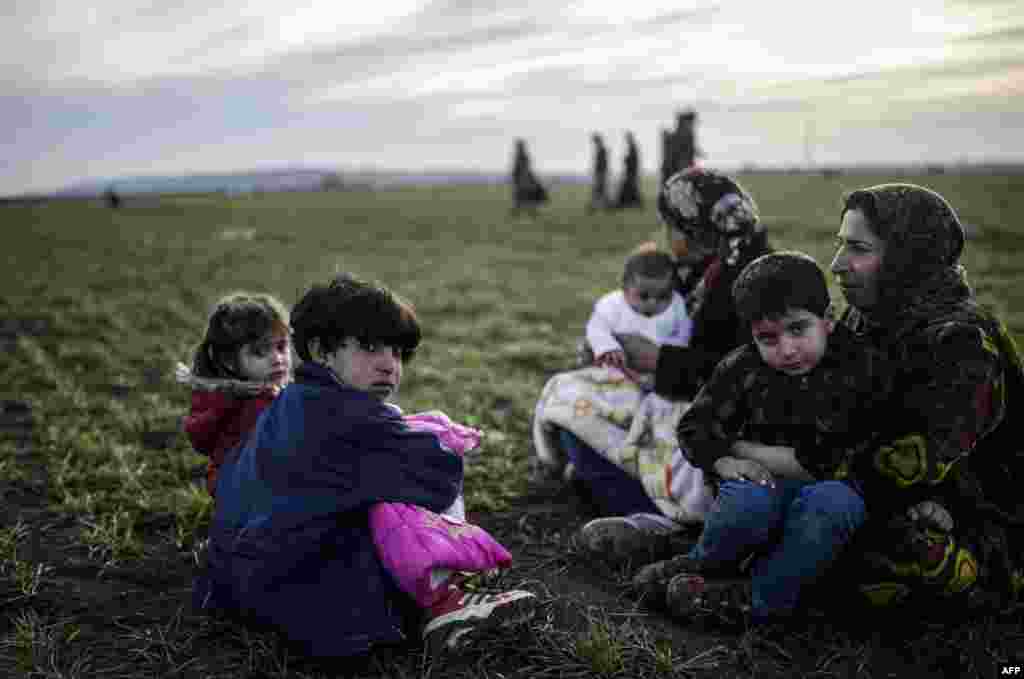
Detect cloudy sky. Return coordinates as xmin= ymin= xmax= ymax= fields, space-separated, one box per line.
xmin=4 ymin=0 xmax=1023 ymax=195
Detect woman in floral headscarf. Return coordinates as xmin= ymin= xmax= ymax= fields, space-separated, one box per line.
xmin=606 ymin=168 xmax=773 ymax=399
xmin=566 ymin=168 xmax=774 ymax=560
xmin=826 ymin=183 xmax=1023 ymax=612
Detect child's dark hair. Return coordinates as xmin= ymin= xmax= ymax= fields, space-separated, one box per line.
xmin=193 ymin=292 xmax=291 ymax=379
xmin=291 ymin=273 xmax=421 ymax=363
xmin=622 ymin=242 xmax=675 ymax=287
xmin=732 ymin=251 xmax=830 ymax=325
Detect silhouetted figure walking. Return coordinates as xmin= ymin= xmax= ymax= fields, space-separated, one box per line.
xmin=613 ymin=131 xmax=643 ymax=209
xmin=510 ymin=139 xmax=548 ymax=216
xmin=587 ymin=133 xmax=609 ymax=213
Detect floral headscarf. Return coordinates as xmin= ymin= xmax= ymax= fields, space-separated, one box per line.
xmin=842 ymin=184 xmax=971 ymax=337
xmin=657 ymin=168 xmax=763 ymax=267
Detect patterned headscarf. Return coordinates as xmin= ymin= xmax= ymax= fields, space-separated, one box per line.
xmin=842 ymin=184 xmax=971 ymax=336
xmin=657 ymin=168 xmax=764 ymax=267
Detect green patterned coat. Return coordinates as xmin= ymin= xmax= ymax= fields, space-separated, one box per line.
xmin=834 ymin=184 xmax=1023 ymax=609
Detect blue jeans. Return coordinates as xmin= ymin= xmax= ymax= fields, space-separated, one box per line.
xmin=691 ymin=478 xmax=865 ymax=622
xmin=557 ymin=428 xmax=663 ymax=517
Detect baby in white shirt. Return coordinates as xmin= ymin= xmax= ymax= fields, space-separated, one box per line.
xmin=586 ymin=242 xmax=692 ymax=386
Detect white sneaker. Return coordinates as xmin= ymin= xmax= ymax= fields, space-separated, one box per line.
xmin=422 ymin=589 xmax=537 ymax=657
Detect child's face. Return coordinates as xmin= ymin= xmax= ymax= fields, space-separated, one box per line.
xmin=624 ymin=273 xmax=674 ymax=317
xmin=236 ymin=333 xmax=292 ymax=385
xmin=751 ymin=309 xmax=833 ymax=376
xmin=323 ymin=338 xmax=403 ymax=401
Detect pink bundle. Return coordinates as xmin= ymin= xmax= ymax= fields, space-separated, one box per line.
xmin=402 ymin=410 xmax=482 ymax=457
xmin=370 ymin=411 xmax=512 ymax=607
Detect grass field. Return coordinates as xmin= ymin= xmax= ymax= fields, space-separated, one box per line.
xmin=1 ymin=171 xmax=1022 ymax=678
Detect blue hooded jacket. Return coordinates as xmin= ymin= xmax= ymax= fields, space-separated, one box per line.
xmin=202 ymin=362 xmax=463 ymax=657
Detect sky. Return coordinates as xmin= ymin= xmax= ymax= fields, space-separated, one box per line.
xmin=4 ymin=0 xmax=1024 ymax=195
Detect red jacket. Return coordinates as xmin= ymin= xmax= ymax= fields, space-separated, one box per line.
xmin=184 ymin=390 xmax=275 ymax=496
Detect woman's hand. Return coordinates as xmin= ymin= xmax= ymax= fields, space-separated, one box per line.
xmin=906 ymin=500 xmax=953 ymax=533
xmin=613 ymin=333 xmax=660 ymax=372
xmin=713 ymin=456 xmax=775 ymax=488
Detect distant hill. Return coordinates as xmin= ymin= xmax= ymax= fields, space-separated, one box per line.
xmin=31 ymin=162 xmax=1023 ymax=202
xmin=48 ymin=168 xmax=589 ymax=199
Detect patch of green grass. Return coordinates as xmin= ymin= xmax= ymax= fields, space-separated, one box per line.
xmin=0 ymin=609 xmax=85 ymax=678
xmin=1 ymin=173 xmax=1023 ymax=677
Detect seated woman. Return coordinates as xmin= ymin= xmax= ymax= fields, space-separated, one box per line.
xmin=646 ymin=183 xmax=1023 ymax=622
xmin=826 ymin=183 xmax=1022 ymax=612
xmin=538 ymin=168 xmax=773 ymax=561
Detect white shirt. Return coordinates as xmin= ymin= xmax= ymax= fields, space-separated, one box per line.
xmin=585 ymin=289 xmax=692 ymax=359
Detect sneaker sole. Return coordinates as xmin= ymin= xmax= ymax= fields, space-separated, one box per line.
xmin=424 ymin=592 xmax=537 ymax=657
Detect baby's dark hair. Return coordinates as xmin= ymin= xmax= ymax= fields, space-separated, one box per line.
xmin=193 ymin=292 xmax=290 ymax=379
xmin=291 ymin=273 xmax=420 ymax=363
xmin=622 ymin=242 xmax=675 ymax=287
xmin=732 ymin=251 xmax=830 ymax=325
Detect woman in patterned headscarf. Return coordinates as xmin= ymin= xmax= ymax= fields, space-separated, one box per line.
xmin=830 ymin=183 xmax=1022 ymax=612
xmin=570 ymin=168 xmax=774 ymax=561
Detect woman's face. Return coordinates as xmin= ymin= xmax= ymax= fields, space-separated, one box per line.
xmin=830 ymin=209 xmax=887 ymax=309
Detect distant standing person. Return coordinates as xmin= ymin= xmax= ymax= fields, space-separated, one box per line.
xmin=104 ymin=186 xmax=121 ymax=208
xmin=510 ymin=138 xmax=548 ymax=216
xmin=587 ymin=133 xmax=609 ymax=213
xmin=660 ymin=110 xmax=699 ymax=183
xmin=613 ymin=131 xmax=643 ymax=209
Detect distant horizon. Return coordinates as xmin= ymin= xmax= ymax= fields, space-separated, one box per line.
xmin=7 ymin=157 xmax=1024 ymax=201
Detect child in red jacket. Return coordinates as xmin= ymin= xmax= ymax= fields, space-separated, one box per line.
xmin=180 ymin=292 xmax=292 ymax=496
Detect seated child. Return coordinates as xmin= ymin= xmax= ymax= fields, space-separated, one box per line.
xmin=584 ymin=242 xmax=692 ymax=386
xmin=633 ymin=251 xmax=889 ymax=625
xmin=177 ymin=294 xmax=477 ymax=518
xmin=179 ymin=292 xmax=292 ymax=497
xmin=197 ymin=275 xmax=535 ymax=659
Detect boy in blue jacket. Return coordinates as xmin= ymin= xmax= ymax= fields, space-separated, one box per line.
xmin=199 ymin=273 xmax=534 ymax=658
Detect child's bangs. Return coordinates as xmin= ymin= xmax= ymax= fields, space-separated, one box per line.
xmin=357 ymin=300 xmax=421 ymax=356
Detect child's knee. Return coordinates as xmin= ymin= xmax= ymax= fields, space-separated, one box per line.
xmin=712 ymin=481 xmax=782 ymax=530
xmin=798 ymin=482 xmax=866 ymax=529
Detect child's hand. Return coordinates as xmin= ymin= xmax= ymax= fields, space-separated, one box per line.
xmin=595 ymin=350 xmax=627 ymax=370
xmin=713 ymin=456 xmax=774 ymax=488
xmin=596 ymin=350 xmax=646 ymax=383
xmin=259 ymin=379 xmax=289 ymax=397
